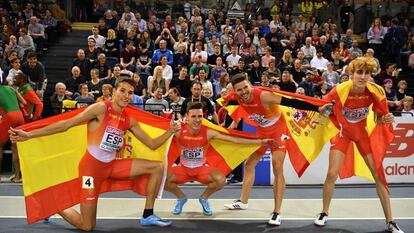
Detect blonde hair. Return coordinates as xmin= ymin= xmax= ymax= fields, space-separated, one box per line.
xmin=107 ymin=29 xmax=116 ymax=40
xmin=402 ymin=96 xmax=413 ymax=103
xmin=348 ymin=56 xmax=378 ymax=74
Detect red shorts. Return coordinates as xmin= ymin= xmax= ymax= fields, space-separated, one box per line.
xmin=171 ymin=163 xmax=215 ymax=184
xmin=255 ymin=118 xmax=288 ymax=155
xmin=78 ymin=151 xmax=133 ymax=203
xmin=330 ymin=130 xmax=372 ymax=156
xmin=0 ymin=110 xmax=25 ymax=145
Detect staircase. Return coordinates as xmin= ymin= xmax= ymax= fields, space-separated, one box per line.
xmin=40 ymin=27 xmax=92 ymax=116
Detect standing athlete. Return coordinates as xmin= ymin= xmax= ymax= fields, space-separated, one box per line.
xmin=223 ymin=73 xmax=331 ymax=226
xmin=9 ymin=77 xmax=181 ymax=231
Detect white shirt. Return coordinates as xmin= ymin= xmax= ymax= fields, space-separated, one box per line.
xmin=88 ymin=34 xmax=106 ymax=48
xmin=310 ymin=56 xmax=329 ymax=71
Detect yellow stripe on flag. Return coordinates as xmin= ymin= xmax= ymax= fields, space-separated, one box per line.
xmin=18 ymin=125 xmax=87 ymax=196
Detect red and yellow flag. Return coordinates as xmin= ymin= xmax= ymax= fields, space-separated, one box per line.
xmin=17 ymin=106 xmax=261 ymax=224
xmin=220 ymin=86 xmax=338 ymax=177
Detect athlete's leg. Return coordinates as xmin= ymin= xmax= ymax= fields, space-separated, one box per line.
xmin=164 ymin=169 xmax=186 ymax=199
xmin=363 ymin=154 xmax=392 ymax=222
xmin=59 ymin=203 xmax=97 ymax=231
xmin=271 ymin=150 xmax=286 ymax=213
xmin=322 ymin=149 xmax=345 ymax=214
xmin=11 ymin=143 xmax=20 ymax=181
xmin=239 ymin=152 xmax=263 ymax=203
xmin=200 ymin=169 xmax=226 ymax=199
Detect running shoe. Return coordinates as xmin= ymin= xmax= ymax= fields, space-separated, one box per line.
xmin=172 ymin=198 xmax=187 ymax=215
xmin=386 ymin=221 xmax=404 ymax=233
xmin=140 ymin=214 xmax=172 ymax=227
xmin=268 ymin=212 xmax=281 ymax=226
xmin=43 ymin=217 xmax=52 ymax=224
xmin=198 ymin=198 xmax=212 ymax=216
xmin=223 ymin=200 xmax=248 ymax=210
xmin=314 ymin=212 xmax=328 ymax=227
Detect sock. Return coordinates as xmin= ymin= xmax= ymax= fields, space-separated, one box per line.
xmin=143 ymin=209 xmax=153 ymax=218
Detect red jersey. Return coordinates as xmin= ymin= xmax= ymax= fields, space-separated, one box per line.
xmin=178 ymin=125 xmax=209 ymax=168
xmin=87 ymin=101 xmax=131 ymax=162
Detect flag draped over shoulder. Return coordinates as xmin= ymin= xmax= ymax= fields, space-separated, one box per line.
xmin=328 ymin=81 xmax=394 ymax=189
xmin=221 ymin=86 xmax=338 ymax=177
xmin=17 ymin=106 xmax=262 ymax=224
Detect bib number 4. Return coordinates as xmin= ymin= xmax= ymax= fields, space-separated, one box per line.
xmin=82 ymin=176 xmax=94 ymax=189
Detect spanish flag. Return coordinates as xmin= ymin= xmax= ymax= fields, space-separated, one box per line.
xmin=221 ymin=86 xmax=338 ymax=177
xmin=327 ymin=81 xmax=394 ymax=189
xmin=17 ymin=106 xmax=261 ymax=224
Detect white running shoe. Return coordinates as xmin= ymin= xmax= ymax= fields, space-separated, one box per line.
xmin=223 ymin=200 xmax=248 ymax=210
xmin=268 ymin=212 xmax=281 ymax=226
xmin=314 ymin=213 xmax=328 ymax=227
xmin=386 ymin=221 xmax=404 ymax=233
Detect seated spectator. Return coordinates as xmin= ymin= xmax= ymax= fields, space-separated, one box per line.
xmin=97 ymin=18 xmax=109 ymax=37
xmin=247 ymin=59 xmax=263 ymax=85
xmin=260 ymin=72 xmax=272 ymax=88
xmin=152 ymin=39 xmax=173 ymax=66
xmin=290 ymin=59 xmax=306 ymax=85
xmin=130 ymin=93 xmax=144 ymax=109
xmin=1 ymin=50 xmax=18 ymax=79
xmin=400 ymin=96 xmax=414 ymax=117
xmin=74 ymin=83 xmax=95 ymax=107
xmin=197 ymin=69 xmax=213 ymax=95
xmin=0 ymin=24 xmax=14 ymax=47
xmin=332 ymin=51 xmax=346 ymax=73
xmin=148 ymin=66 xmax=169 ymax=98
xmin=228 ymin=58 xmax=246 ymax=76
xmin=52 ymin=3 xmax=72 ymax=32
xmin=191 ymin=41 xmax=208 ymax=64
xmin=145 ymin=87 xmax=169 ymax=115
xmin=310 ymin=49 xmax=329 ymax=71
xmin=95 ymin=84 xmax=112 ymax=102
xmin=132 ymin=72 xmax=147 ymax=98
xmin=377 ymin=63 xmax=400 ymax=87
xmin=226 ymin=45 xmax=242 ymax=68
xmin=88 ymin=26 xmax=106 ymax=49
xmin=278 ymin=71 xmax=296 ymax=93
xmin=120 ymin=39 xmax=136 ymax=72
xmin=93 ymin=53 xmax=111 ymax=79
xmin=296 ymin=87 xmax=306 ymax=95
xmin=64 ymin=66 xmax=87 ymax=98
xmin=85 ymin=38 xmax=100 ymax=63
xmin=28 ymin=16 xmax=46 ymax=53
xmin=167 ymin=87 xmax=185 ymax=112
xmin=298 ymin=70 xmax=315 ymax=96
xmin=18 ymin=28 xmax=35 ymax=56
xmin=41 ymin=10 xmax=58 ymax=43
xmin=170 ymin=66 xmax=191 ymax=98
xmin=339 ymin=73 xmax=350 ymax=83
xmin=322 ymin=62 xmax=340 ymax=90
xmin=189 ymin=55 xmax=209 ymax=80
xmin=384 ymin=79 xmax=399 ymax=112
xmin=396 ymin=80 xmax=407 ymax=101
xmin=5 ymin=35 xmax=24 ymax=59
xmin=214 ymin=72 xmax=230 ymax=99
xmin=159 ymin=55 xmax=173 ymax=81
xmin=173 ymin=43 xmax=190 ymax=71
xmin=334 ymin=40 xmax=350 ymax=62
xmin=103 ymin=29 xmax=119 ymax=58
xmin=73 ymin=49 xmax=92 ymax=80
xmin=261 ymin=46 xmax=275 ymax=68
xmin=349 ymin=40 xmax=363 ymax=57
xmin=88 ymin=68 xmax=104 ymax=99
xmin=136 ymin=42 xmax=152 ymax=76
xmin=265 ymin=59 xmax=281 ymax=81
xmin=278 ymin=49 xmax=293 ymax=72
xmin=365 ymin=48 xmax=381 ymax=76
xmin=300 ymin=37 xmax=317 ymax=62
xmin=50 ymin=82 xmax=70 ymax=115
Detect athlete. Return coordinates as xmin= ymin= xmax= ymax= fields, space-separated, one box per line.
xmin=9 ymin=77 xmax=181 ymax=231
xmin=165 ymin=102 xmax=275 ymax=216
xmin=313 ymin=57 xmax=404 ymax=233
xmin=223 ymin=73 xmax=331 ymax=226
xmin=0 ymin=85 xmax=25 ymax=182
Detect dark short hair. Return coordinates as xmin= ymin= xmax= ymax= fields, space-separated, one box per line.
xmin=191 ymin=80 xmax=202 ymax=88
xmin=115 ymin=77 xmax=136 ymax=89
xmin=186 ymin=102 xmax=203 ymax=113
xmin=27 ymin=51 xmax=37 ymax=59
xmin=15 ymin=72 xmax=28 ymax=83
xmin=230 ymin=72 xmax=248 ymax=86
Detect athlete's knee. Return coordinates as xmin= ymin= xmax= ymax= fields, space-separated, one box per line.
xmin=81 ymin=223 xmax=95 ymax=232
xmin=215 ymin=175 xmax=226 ymax=189
xmin=152 ymin=162 xmax=164 ymax=173
xmin=326 ymin=170 xmax=339 ymax=182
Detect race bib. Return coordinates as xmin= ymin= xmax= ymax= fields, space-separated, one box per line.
xmin=247 ymin=113 xmax=279 ymax=127
xmin=82 ymin=176 xmax=94 ymax=189
xmin=99 ymin=126 xmax=124 ymax=152
xmin=343 ymin=107 xmax=369 ymax=123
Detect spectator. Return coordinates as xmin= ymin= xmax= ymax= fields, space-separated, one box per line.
xmin=377 ymin=63 xmax=400 ymax=87
xmin=197 ymin=69 xmax=213 ymax=95
xmin=88 ymin=26 xmax=106 ymax=49
xmin=396 ymin=80 xmax=407 ymax=101
xmin=179 ymin=81 xmax=218 ymax=123
xmin=278 ymin=71 xmax=296 ymax=93
xmin=103 ymin=29 xmax=119 ymax=58
xmin=95 ymin=84 xmax=113 ymax=102
xmin=170 ymin=66 xmax=191 ymax=98
xmin=18 ymin=27 xmax=35 ymax=56
xmin=145 ymin=87 xmax=169 ymax=115
xmin=6 ymin=58 xmax=22 ymax=85
xmin=104 ymin=10 xmax=117 ymax=29
xmin=105 ymin=65 xmax=121 ymax=87
xmin=384 ymin=79 xmax=399 ymax=112
xmin=52 ymin=3 xmax=71 ymax=33
xmin=21 ymin=52 xmax=46 ymax=97
xmin=349 ymin=40 xmax=363 ymax=57
xmin=136 ymin=42 xmax=152 ymax=77
xmin=84 ymin=38 xmax=100 ymax=63
xmin=310 ymin=49 xmax=329 ymax=71
xmin=322 ymin=62 xmax=339 ymax=90
xmin=247 ymin=59 xmax=263 ymax=85
xmin=41 ymin=10 xmax=58 ymax=45
xmin=152 ymin=39 xmax=173 ymax=66
xmin=298 ymin=70 xmax=315 ymax=96
xmin=88 ymin=68 xmax=104 ymax=99
xmin=159 ymin=55 xmax=173 ymax=81
xmin=191 ymin=41 xmax=208 ymax=64
xmin=367 ymin=18 xmax=386 ymax=58
xmin=339 ymin=73 xmax=350 ymax=83
xmin=93 ymin=53 xmax=111 ymax=80
xmin=296 ymin=87 xmax=305 ymax=95
xmin=148 ymin=66 xmax=169 ymax=98
xmin=74 ymin=83 xmax=95 ymax=107
xmin=214 ymin=72 xmax=230 ymax=99
xmin=167 ymin=87 xmax=185 ymax=112
xmin=64 ymin=66 xmax=87 ymax=98
xmin=384 ymin=19 xmax=406 ymax=68
xmin=132 ymin=72 xmax=147 ymax=98
xmin=278 ymin=49 xmax=293 ymax=72
xmin=301 ymin=37 xmax=317 ymax=62
xmin=135 ymin=12 xmax=147 ymax=33
xmin=5 ymin=35 xmax=24 ymax=59
xmin=317 ymin=35 xmax=333 ymax=60
xmin=340 ymin=0 xmax=353 ymax=33
xmin=189 ymin=55 xmax=209 ymax=80
xmin=73 ymin=49 xmax=92 ymax=80
xmin=50 ymin=82 xmax=70 ymax=115
xmin=340 ymin=29 xmax=354 ymax=48
xmin=266 ymin=59 xmax=281 ymax=81
xmin=97 ymin=18 xmax=108 ymax=37
xmin=334 ymin=40 xmax=350 ymax=62
xmin=120 ymin=39 xmax=136 ymax=72
xmin=365 ymin=48 xmax=381 ymax=76
xmin=290 ymin=59 xmax=306 ymax=85
xmin=400 ymin=96 xmax=414 ymax=117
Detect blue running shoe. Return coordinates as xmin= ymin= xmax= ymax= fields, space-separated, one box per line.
xmin=199 ymin=198 xmax=212 ymax=216
xmin=172 ymin=198 xmax=187 ymax=215
xmin=43 ymin=217 xmax=51 ymax=224
xmin=140 ymin=214 xmax=172 ymax=227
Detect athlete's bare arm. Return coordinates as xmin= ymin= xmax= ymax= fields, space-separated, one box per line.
xmin=129 ymin=118 xmax=181 ymax=150
xmin=9 ymin=102 xmax=106 ymax=142
xmin=206 ymin=129 xmax=276 ymax=147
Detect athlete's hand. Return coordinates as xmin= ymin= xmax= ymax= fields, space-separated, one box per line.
xmin=380 ymin=113 xmax=394 ymax=124
xmin=169 ymin=119 xmax=181 ymax=135
xmin=8 ymin=127 xmax=30 ymax=143
xmin=261 ymin=139 xmax=278 ymax=148
xmin=318 ymin=102 xmax=333 ymax=116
